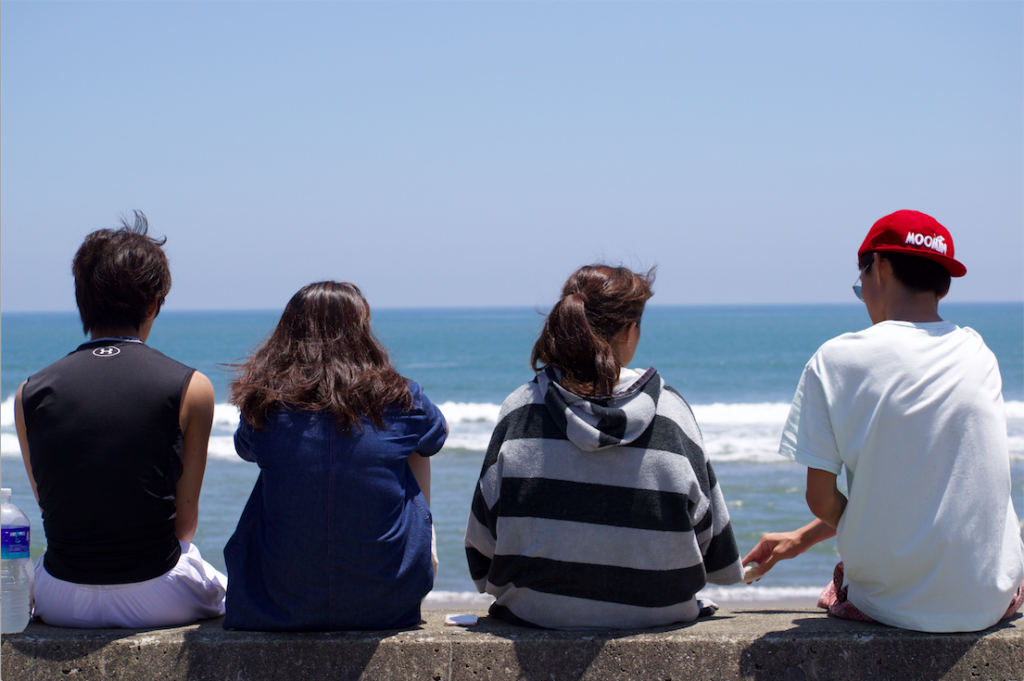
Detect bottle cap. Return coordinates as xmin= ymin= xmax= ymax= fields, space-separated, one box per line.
xmin=1 ymin=488 xmax=10 ymax=502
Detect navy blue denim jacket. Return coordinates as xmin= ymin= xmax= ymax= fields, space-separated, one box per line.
xmin=223 ymin=381 xmax=447 ymax=631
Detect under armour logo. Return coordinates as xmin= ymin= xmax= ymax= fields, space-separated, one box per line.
xmin=92 ymin=346 xmax=121 ymax=357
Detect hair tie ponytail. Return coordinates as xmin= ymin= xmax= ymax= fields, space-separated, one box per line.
xmin=531 ymin=264 xmax=656 ymax=397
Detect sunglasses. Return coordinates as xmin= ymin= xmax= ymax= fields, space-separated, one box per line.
xmin=852 ymin=262 xmax=872 ymax=302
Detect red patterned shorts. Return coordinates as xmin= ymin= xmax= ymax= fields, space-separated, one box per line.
xmin=817 ymin=561 xmax=1024 ymax=624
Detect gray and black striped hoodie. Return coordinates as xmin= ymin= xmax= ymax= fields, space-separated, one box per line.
xmin=464 ymin=366 xmax=743 ymax=630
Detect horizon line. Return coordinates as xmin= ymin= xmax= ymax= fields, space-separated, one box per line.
xmin=1 ymin=299 xmax=1022 ymax=315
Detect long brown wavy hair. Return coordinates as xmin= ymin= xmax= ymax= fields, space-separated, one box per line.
xmin=229 ymin=281 xmax=412 ymax=431
xmin=531 ymin=264 xmax=656 ymax=397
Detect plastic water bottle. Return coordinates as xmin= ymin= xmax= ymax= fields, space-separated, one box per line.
xmin=1 ymin=488 xmax=33 ymax=634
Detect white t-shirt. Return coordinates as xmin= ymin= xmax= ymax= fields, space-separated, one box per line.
xmin=780 ymin=320 xmax=1024 ymax=632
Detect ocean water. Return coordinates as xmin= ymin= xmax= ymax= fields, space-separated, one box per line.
xmin=2 ymin=303 xmax=1022 ymax=605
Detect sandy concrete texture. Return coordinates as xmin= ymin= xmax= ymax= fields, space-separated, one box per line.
xmin=2 ymin=609 xmax=1021 ymax=681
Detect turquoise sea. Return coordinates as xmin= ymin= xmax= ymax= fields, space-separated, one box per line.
xmin=2 ymin=303 xmax=1022 ymax=604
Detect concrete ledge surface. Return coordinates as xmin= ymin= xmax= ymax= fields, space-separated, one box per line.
xmin=2 ymin=608 xmax=1021 ymax=681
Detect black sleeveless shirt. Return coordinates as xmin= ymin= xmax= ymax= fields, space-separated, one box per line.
xmin=22 ymin=340 xmax=195 ymax=584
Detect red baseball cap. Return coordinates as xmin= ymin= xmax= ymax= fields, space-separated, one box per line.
xmin=858 ymin=210 xmax=966 ymax=277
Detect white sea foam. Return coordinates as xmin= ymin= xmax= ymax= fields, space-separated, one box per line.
xmin=207 ymin=401 xmax=500 ymax=429
xmin=697 ymin=585 xmax=822 ymax=603
xmin=3 ymin=396 xmax=1023 ymax=463
xmin=436 ymin=402 xmax=502 ymax=424
xmin=431 ymin=398 xmax=1024 ymax=463
xmin=701 ymin=434 xmax=789 ymax=464
xmin=442 ymin=428 xmax=497 ymax=453
xmin=420 ymin=402 xmax=502 ymax=452
xmin=689 ymin=402 xmax=793 ymax=426
xmin=0 ymin=395 xmax=246 ymax=432
xmin=208 ymin=435 xmax=240 ymax=461
xmin=0 ymin=396 xmax=14 ymax=429
xmin=1 ymin=433 xmax=21 ymax=459
xmin=423 ymin=591 xmax=495 ymax=607
xmin=422 ymin=586 xmax=821 ymax=608
xmin=433 ymin=399 xmax=1024 ymax=428
xmin=213 ymin=403 xmax=241 ymax=429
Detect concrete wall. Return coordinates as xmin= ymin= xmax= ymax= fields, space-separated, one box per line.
xmin=2 ymin=609 xmax=1021 ymax=681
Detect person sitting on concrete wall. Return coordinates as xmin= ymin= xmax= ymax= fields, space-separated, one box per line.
xmin=16 ymin=211 xmax=226 ymax=628
xmin=223 ymin=281 xmax=447 ymax=631
xmin=466 ymin=264 xmax=744 ymax=629
xmin=744 ymin=209 xmax=1024 ymax=632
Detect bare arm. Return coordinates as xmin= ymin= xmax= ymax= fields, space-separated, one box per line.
xmin=175 ymin=371 xmax=215 ymax=543
xmin=804 ymin=467 xmax=847 ymax=530
xmin=405 ymin=411 xmax=448 ymax=507
xmin=14 ymin=382 xmax=39 ymax=503
xmin=742 ymin=518 xmax=837 ymax=578
xmin=407 ymin=452 xmax=431 ymax=507
xmin=742 ymin=468 xmax=845 ymax=580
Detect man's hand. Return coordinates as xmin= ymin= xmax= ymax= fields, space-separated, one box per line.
xmin=741 ymin=519 xmax=837 ymax=580
xmin=742 ymin=531 xmax=807 ymax=580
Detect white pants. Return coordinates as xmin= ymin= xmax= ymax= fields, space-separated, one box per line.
xmin=33 ymin=541 xmax=227 ymax=628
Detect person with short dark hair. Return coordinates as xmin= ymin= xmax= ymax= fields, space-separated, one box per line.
xmin=465 ymin=265 xmax=743 ymax=629
xmin=223 ymin=281 xmax=447 ymax=631
xmin=15 ymin=212 xmax=226 ymax=628
xmin=856 ymin=250 xmax=951 ymax=298
xmin=744 ymin=210 xmax=1024 ymax=632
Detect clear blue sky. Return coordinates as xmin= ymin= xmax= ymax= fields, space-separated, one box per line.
xmin=2 ymin=1 xmax=1021 ymax=312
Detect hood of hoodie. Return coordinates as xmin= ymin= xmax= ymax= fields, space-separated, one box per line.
xmin=537 ymin=365 xmax=662 ymax=452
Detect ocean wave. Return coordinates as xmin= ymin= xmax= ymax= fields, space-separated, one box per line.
xmin=422 ymin=586 xmax=821 ymax=608
xmin=690 ymin=402 xmax=793 ymax=426
xmin=697 ymin=585 xmax=822 ymax=602
xmin=213 ymin=403 xmax=241 ymax=429
xmin=3 ymin=395 xmax=1023 ymax=463
xmin=435 ymin=400 xmax=800 ymax=427
xmin=442 ymin=432 xmax=496 ymax=453
xmin=436 ymin=402 xmax=502 ymax=424
xmin=0 ymin=395 xmax=246 ymax=431
xmin=4 ymin=394 xmax=1023 ymax=428
xmin=1 ymin=433 xmax=20 ymax=460
xmin=431 ymin=399 xmax=1024 ymax=429
xmin=423 ymin=591 xmax=495 ymax=607
xmin=701 ymin=434 xmax=791 ymax=464
xmin=0 ymin=396 xmax=13 ymax=429
xmin=208 ymin=435 xmax=240 ymax=462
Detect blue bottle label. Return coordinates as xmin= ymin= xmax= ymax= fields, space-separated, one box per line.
xmin=1 ymin=527 xmax=30 ymax=559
